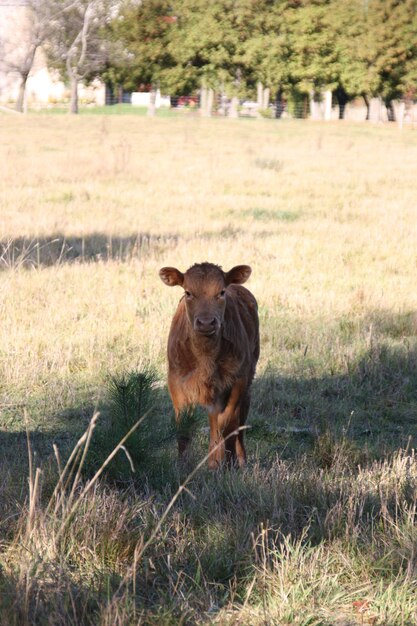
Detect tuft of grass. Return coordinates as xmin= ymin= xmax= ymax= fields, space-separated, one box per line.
xmin=253 ymin=156 xmax=284 ymax=171
xmin=312 ymin=429 xmax=364 ymax=470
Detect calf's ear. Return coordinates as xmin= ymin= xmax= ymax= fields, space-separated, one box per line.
xmin=225 ymin=265 xmax=252 ymax=285
xmin=159 ymin=267 xmax=184 ymax=287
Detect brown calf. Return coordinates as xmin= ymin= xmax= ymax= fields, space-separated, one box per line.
xmin=159 ymin=262 xmax=259 ymax=468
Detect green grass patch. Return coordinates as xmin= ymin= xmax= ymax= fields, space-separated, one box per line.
xmin=243 ymin=207 xmax=301 ymax=221
xmin=31 ymin=104 xmax=181 ymax=116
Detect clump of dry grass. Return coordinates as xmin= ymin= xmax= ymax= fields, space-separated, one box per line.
xmin=1 ymin=428 xmax=416 ymax=624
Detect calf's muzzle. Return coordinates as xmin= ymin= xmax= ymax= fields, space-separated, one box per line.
xmin=194 ymin=316 xmax=219 ymax=336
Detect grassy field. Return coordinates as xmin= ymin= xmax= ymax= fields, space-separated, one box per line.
xmin=1 ymin=114 xmax=417 ymax=625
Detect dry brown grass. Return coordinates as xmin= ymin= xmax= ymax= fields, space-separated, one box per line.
xmin=1 ymin=117 xmax=417 ymax=402
xmin=1 ymin=114 xmax=417 ymax=624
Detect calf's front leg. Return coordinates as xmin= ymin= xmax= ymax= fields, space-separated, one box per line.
xmin=208 ymin=379 xmax=248 ymax=469
xmin=169 ymin=380 xmax=193 ymax=459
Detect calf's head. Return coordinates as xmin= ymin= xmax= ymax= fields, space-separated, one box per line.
xmin=159 ymin=262 xmax=251 ymax=338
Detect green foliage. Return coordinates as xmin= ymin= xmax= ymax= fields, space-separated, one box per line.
xmin=333 ymin=0 xmax=417 ymax=105
xmin=85 ymin=368 xmax=175 ymax=483
xmin=174 ymin=405 xmax=203 ymax=443
xmin=237 ymin=0 xmax=293 ymax=95
xmin=108 ymin=0 xmax=178 ymax=92
xmin=332 ymin=0 xmax=379 ymax=99
xmin=288 ymin=0 xmax=339 ymax=94
xmin=168 ymin=0 xmax=250 ymax=96
xmin=107 ymin=369 xmax=155 ymax=427
xmin=366 ymin=0 xmax=417 ymax=102
xmin=257 ymin=107 xmax=274 ymax=119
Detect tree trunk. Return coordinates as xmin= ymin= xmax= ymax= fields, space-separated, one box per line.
xmin=200 ymin=84 xmax=207 ymax=116
xmin=70 ymin=74 xmax=79 ymax=114
xmin=363 ymin=94 xmax=370 ymax=121
xmin=15 ymin=44 xmax=37 ymax=113
xmin=147 ymin=86 xmax=156 ymax=116
xmin=275 ymin=89 xmax=284 ymax=118
xmin=310 ymin=90 xmax=321 ymax=120
xmin=334 ymin=86 xmax=349 ymax=119
xmin=385 ymin=99 xmax=395 ymax=122
xmin=15 ymin=74 xmax=28 ymax=113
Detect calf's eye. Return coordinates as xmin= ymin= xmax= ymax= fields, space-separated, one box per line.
xmin=219 ymin=290 xmax=226 ymax=297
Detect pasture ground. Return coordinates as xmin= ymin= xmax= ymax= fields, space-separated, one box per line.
xmin=1 ymin=114 xmax=417 ymax=625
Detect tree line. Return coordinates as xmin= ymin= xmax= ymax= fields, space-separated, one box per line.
xmin=2 ymin=0 xmax=417 ymax=117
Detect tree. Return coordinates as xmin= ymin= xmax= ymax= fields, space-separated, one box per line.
xmin=335 ymin=0 xmax=417 ymax=121
xmin=168 ymin=0 xmax=249 ymax=115
xmin=109 ymin=0 xmax=178 ymax=114
xmin=238 ymin=0 xmax=294 ymax=114
xmin=287 ymin=0 xmax=340 ymax=118
xmin=112 ymin=0 xmax=249 ymax=116
xmin=330 ymin=0 xmax=380 ymax=119
xmin=0 ymin=0 xmax=52 ymax=112
xmin=368 ymin=0 xmax=417 ymax=120
xmin=46 ymin=0 xmax=112 ymax=113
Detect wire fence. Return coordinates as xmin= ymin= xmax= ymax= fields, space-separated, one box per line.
xmin=2 ymin=88 xmax=417 ymax=126
xmin=104 ymin=90 xmax=310 ymax=118
xmin=103 ymin=89 xmax=417 ymax=125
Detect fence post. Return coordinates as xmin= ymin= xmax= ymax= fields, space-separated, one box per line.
xmin=324 ymin=90 xmax=332 ymax=121
xmin=263 ymin=87 xmax=270 ymax=110
xmin=207 ymin=89 xmax=214 ymax=117
xmin=257 ymin=82 xmax=263 ymax=109
xmin=200 ymin=85 xmax=208 ymax=117
xmin=229 ymin=96 xmax=239 ymax=118
xmin=397 ymin=101 xmax=405 ymax=130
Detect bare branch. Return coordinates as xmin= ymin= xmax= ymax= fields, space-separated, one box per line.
xmin=78 ymin=2 xmax=94 ymax=70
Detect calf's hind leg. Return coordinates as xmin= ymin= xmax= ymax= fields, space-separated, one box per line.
xmin=234 ymin=391 xmax=251 ymax=466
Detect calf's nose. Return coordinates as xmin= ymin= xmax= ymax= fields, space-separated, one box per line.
xmin=195 ymin=317 xmax=217 ymax=333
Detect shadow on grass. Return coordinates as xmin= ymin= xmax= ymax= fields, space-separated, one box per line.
xmin=1 ymin=319 xmax=417 ymax=486
xmin=0 ymin=228 xmax=254 ymax=269
xmin=0 ymin=233 xmax=180 ymax=269
xmin=250 ymin=334 xmax=417 ymax=461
